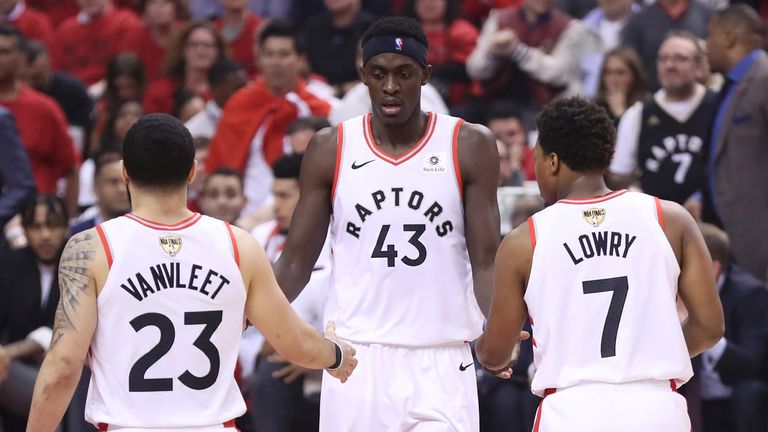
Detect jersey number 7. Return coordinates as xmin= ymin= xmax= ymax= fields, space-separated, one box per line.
xmin=582 ymin=276 xmax=629 ymax=358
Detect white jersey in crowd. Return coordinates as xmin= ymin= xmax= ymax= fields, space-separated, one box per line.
xmin=329 ymin=112 xmax=484 ymax=346
xmin=525 ymin=190 xmax=693 ymax=397
xmin=238 ymin=221 xmax=331 ymax=380
xmin=87 ymin=213 xmax=246 ymax=429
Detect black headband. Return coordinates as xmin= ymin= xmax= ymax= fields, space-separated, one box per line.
xmin=362 ymin=35 xmax=428 ymax=67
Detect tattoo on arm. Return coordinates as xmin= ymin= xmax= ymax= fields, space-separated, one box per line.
xmin=50 ymin=232 xmax=96 ymax=349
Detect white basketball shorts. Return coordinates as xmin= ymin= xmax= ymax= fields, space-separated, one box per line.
xmin=319 ymin=342 xmax=479 ymax=432
xmin=532 ymin=379 xmax=691 ymax=432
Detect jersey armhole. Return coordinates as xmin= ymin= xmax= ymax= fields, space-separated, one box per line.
xmin=95 ymin=224 xmax=113 ymax=269
xmin=331 ymin=122 xmax=344 ymax=203
xmin=224 ymin=222 xmax=240 ymax=267
xmin=654 ymin=196 xmax=665 ymax=230
xmin=451 ymin=119 xmax=464 ymax=199
xmin=527 ymin=216 xmax=537 ymax=250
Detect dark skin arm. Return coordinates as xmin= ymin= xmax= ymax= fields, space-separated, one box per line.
xmin=457 ymin=122 xmax=501 ymax=317
xmin=476 ymin=221 xmax=532 ymax=377
xmin=273 ymin=127 xmax=337 ymax=302
xmin=660 ymin=200 xmax=725 ymax=357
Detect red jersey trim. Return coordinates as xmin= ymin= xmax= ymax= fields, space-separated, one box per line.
xmin=452 ymin=119 xmax=464 ymax=198
xmin=94 ymin=224 xmax=113 ymax=269
xmin=331 ymin=123 xmax=344 ymax=203
xmin=557 ymin=189 xmax=627 ymax=205
xmin=126 ymin=213 xmax=202 ymax=231
xmin=527 ymin=216 xmax=537 ymax=250
xmin=362 ymin=112 xmax=436 ymax=166
xmin=654 ymin=196 xmax=665 ymax=230
xmin=100 ymin=419 xmax=238 ymax=431
xmin=225 ymin=222 xmax=240 ymax=267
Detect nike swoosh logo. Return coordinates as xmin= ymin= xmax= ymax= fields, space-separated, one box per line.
xmin=459 ymin=362 xmax=474 ymax=372
xmin=351 ymin=159 xmax=375 ymax=170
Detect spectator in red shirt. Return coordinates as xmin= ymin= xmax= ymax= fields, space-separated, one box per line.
xmin=207 ymin=20 xmax=332 ymax=216
xmin=143 ymin=20 xmax=228 ymax=114
xmin=50 ymin=0 xmax=141 ymax=86
xmin=120 ymin=0 xmax=183 ymax=82
xmin=0 ymin=25 xmax=79 ymax=216
xmin=0 ymin=0 xmax=53 ymax=46
xmin=486 ymin=104 xmax=535 ymax=182
xmin=26 ymin=0 xmax=78 ymax=27
xmin=404 ymin=0 xmax=479 ymax=113
xmin=215 ymin=0 xmax=262 ymax=76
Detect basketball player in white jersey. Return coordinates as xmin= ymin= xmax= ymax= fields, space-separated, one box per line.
xmin=477 ymin=97 xmax=725 ymax=431
xmin=273 ymin=16 xmax=500 ymax=431
xmin=25 ymin=114 xmax=357 ymax=432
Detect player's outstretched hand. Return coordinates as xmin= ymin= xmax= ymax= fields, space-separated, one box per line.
xmin=324 ymin=320 xmax=358 ymax=383
xmin=482 ymin=330 xmax=530 ymax=379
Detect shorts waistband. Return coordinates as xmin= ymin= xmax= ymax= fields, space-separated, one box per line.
xmin=541 ymin=379 xmax=678 ymax=396
xmin=98 ymin=419 xmax=237 ymax=431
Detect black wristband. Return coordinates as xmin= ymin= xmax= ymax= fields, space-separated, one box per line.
xmin=327 ymin=340 xmax=343 ymax=371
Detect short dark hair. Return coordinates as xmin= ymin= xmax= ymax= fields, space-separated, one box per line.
xmin=21 ymin=195 xmax=68 ymax=228
xmin=286 ymin=116 xmax=331 ymax=135
xmin=361 ymin=16 xmax=429 ymax=50
xmin=700 ymin=223 xmax=730 ymax=266
xmin=272 ymin=153 xmax=303 ymax=180
xmin=486 ymin=102 xmax=525 ymax=124
xmin=204 ymin=167 xmax=243 ymax=191
xmin=259 ymin=20 xmax=304 ymax=54
xmin=122 ymin=113 xmax=195 ymax=189
xmin=536 ymin=97 xmax=616 ymax=173
xmin=207 ymin=58 xmax=244 ymax=86
xmin=0 ymin=24 xmax=22 ymax=49
xmin=20 ymin=38 xmax=46 ymax=63
xmin=94 ymin=150 xmax=123 ymax=181
xmin=713 ymin=4 xmax=763 ymax=38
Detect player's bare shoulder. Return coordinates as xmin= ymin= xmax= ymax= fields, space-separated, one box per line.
xmin=655 ymin=198 xmax=699 ymax=263
xmin=499 ymin=219 xmax=536 ymax=286
xmin=455 ymin=120 xmax=499 ymax=181
xmin=302 ymin=125 xmax=340 ymax=186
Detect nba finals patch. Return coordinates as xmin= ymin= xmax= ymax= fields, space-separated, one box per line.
xmin=159 ymin=235 xmax=183 ymax=257
xmin=583 ymin=208 xmax=606 ymax=227
xmin=423 ymin=152 xmax=447 ymax=173
xmin=647 ymin=115 xmax=660 ymax=126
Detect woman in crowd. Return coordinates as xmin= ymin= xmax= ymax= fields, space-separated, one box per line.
xmin=594 ymin=46 xmax=648 ymax=123
xmin=143 ymin=20 xmax=228 ymax=115
xmin=404 ymin=0 xmax=478 ymax=116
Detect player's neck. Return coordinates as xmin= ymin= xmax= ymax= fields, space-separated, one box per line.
xmin=129 ymin=189 xmax=194 ymax=224
xmin=0 ymin=79 xmax=20 ymax=100
xmin=558 ymin=175 xmax=613 ymax=201
xmin=370 ymin=110 xmax=429 ymax=150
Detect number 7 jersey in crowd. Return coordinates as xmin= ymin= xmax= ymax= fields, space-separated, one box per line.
xmin=329 ymin=112 xmax=484 ymax=347
xmin=87 ymin=213 xmax=246 ymax=429
xmin=525 ymin=190 xmax=693 ymax=397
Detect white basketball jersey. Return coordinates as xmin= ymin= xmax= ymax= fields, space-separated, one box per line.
xmin=86 ymin=213 xmax=247 ymax=428
xmin=329 ymin=112 xmax=484 ymax=346
xmin=526 ymin=190 xmax=693 ymax=396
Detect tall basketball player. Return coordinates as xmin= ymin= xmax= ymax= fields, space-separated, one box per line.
xmin=273 ymin=17 xmax=500 ymax=431
xmin=477 ymin=97 xmax=725 ymax=431
xmin=26 ymin=114 xmax=357 ymax=432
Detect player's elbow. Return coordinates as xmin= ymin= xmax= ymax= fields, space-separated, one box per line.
xmin=704 ymin=319 xmax=725 ymax=348
xmin=475 ymin=335 xmax=505 ymax=370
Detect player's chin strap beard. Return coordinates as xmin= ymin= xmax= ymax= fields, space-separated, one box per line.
xmin=362 ymin=35 xmax=428 ymax=67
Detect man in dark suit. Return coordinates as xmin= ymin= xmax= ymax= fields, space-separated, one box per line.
xmin=705 ymin=4 xmax=768 ymax=282
xmin=0 ymin=196 xmax=67 ymax=432
xmin=0 ymin=107 xmax=36 ymax=254
xmin=699 ymin=223 xmax=768 ymax=432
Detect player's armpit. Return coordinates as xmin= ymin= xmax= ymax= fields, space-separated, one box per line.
xmin=457 ymin=121 xmax=501 ymax=317
xmin=27 ymin=229 xmax=100 ymax=432
xmin=476 ymin=222 xmax=532 ymax=375
xmin=239 ymin=228 xmax=357 ymax=379
xmin=661 ymin=200 xmax=724 ymax=357
xmin=273 ymin=127 xmax=336 ymax=302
